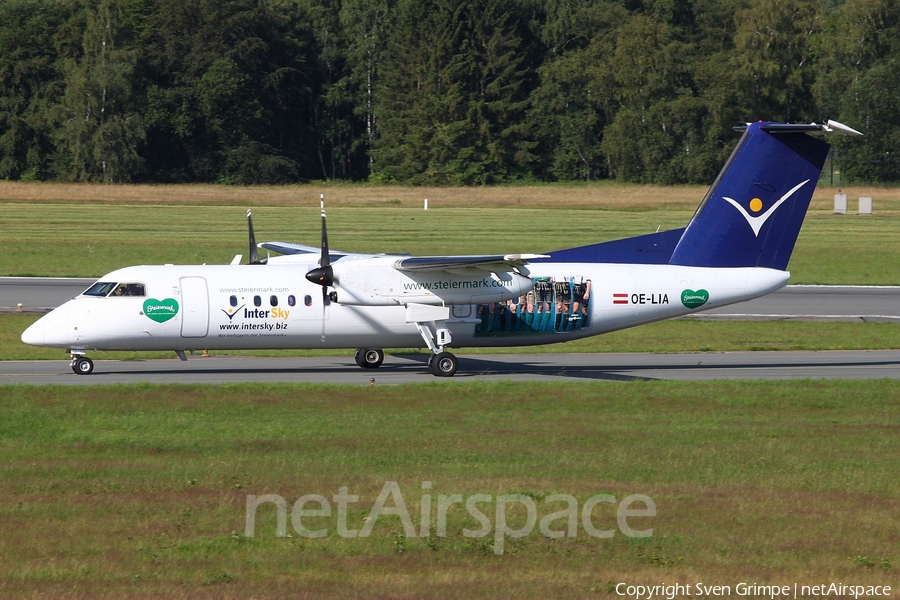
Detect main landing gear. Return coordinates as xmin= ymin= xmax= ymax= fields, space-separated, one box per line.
xmin=353 ymin=346 xmax=457 ymax=376
xmin=414 ymin=321 xmax=458 ymax=377
xmin=428 ymin=351 xmax=458 ymax=377
xmin=70 ymin=353 xmax=94 ymax=375
xmin=352 ymin=347 xmax=458 ymax=377
xmin=354 ymin=348 xmax=384 ymax=369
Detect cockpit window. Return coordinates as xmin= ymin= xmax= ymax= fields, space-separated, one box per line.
xmin=83 ymin=282 xmax=118 ymax=297
xmin=112 ymin=283 xmax=146 ymax=297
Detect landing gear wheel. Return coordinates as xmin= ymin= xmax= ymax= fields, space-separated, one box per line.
xmin=72 ymin=357 xmax=94 ymax=375
xmin=429 ymin=352 xmax=458 ymax=377
xmin=354 ymin=348 xmax=384 ymax=369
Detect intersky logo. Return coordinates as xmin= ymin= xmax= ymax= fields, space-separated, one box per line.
xmin=222 ymin=304 xmax=246 ymax=321
xmin=722 ymin=179 xmax=809 ymax=237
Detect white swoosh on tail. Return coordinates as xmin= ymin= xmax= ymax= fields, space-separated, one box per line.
xmin=723 ymin=179 xmax=810 ymax=237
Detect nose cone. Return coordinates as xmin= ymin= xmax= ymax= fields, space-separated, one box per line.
xmin=21 ymin=319 xmax=46 ymax=346
xmin=21 ymin=306 xmax=73 ymax=348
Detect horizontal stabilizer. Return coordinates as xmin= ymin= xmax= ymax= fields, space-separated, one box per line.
xmin=735 ymin=119 xmax=863 ymax=137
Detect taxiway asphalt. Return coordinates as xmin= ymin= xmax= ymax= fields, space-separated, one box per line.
xmin=2 ymin=351 xmax=899 ymax=385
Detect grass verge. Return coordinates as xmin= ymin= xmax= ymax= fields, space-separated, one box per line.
xmin=4 ymin=313 xmax=900 ymax=360
xmin=2 ymin=182 xmax=899 ymax=283
xmin=1 ymin=381 xmax=897 ymax=598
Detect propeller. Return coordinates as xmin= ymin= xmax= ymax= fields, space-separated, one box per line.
xmin=305 ymin=195 xmax=335 ymax=292
xmin=247 ymin=210 xmax=263 ymax=265
xmin=304 ymin=195 xmax=335 ymax=341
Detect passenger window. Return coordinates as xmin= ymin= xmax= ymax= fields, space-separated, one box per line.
xmin=288 ymin=295 xmax=296 ymax=307
xmin=253 ymin=295 xmax=262 ymax=307
xmin=84 ymin=282 xmax=117 ymax=297
xmin=230 ymin=295 xmax=238 ymax=307
xmin=270 ymin=295 xmax=278 ymax=307
xmin=304 ymin=295 xmax=313 ymax=307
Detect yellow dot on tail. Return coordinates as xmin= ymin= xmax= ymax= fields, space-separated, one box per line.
xmin=749 ymin=198 xmax=763 ymax=212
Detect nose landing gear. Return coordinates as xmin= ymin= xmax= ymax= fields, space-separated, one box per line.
xmin=70 ymin=354 xmax=94 ymax=375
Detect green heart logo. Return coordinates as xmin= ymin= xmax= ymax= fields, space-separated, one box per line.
xmin=143 ymin=298 xmax=179 ymax=323
xmin=681 ymin=289 xmax=709 ymax=309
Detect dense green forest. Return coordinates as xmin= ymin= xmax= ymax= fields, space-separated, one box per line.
xmin=0 ymin=0 xmax=897 ymax=185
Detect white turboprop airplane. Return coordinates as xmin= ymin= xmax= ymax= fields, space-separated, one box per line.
xmin=22 ymin=120 xmax=861 ymax=376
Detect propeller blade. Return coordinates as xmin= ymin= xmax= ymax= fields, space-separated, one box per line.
xmin=307 ymin=194 xmax=334 ymax=342
xmin=306 ymin=194 xmax=334 ymax=287
xmin=247 ymin=210 xmax=261 ymax=265
xmin=320 ymin=286 xmax=328 ymax=342
xmin=319 ymin=194 xmax=329 ymax=268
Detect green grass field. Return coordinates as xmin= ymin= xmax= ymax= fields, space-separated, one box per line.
xmin=1 ymin=382 xmax=898 ymax=598
xmin=3 ymin=203 xmax=898 ymax=283
xmin=1 ymin=182 xmax=899 ymax=283
xmin=4 ymin=313 xmax=900 ymax=361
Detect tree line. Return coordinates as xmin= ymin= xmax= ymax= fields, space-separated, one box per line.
xmin=0 ymin=0 xmax=897 ymax=185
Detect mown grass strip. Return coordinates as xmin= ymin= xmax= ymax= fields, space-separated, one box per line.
xmin=1 ymin=381 xmax=897 ymax=597
xmin=3 ymin=313 xmax=900 ymax=360
xmin=3 ymin=194 xmax=899 ymax=283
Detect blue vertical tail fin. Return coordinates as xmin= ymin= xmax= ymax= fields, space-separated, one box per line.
xmin=669 ymin=120 xmax=861 ymax=270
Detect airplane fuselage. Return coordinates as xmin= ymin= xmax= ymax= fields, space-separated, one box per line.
xmin=23 ymin=262 xmax=788 ymax=353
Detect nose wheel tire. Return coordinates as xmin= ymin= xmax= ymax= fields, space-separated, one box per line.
xmin=72 ymin=357 xmax=94 ymax=375
xmin=429 ymin=352 xmax=458 ymax=377
xmin=354 ymin=348 xmax=384 ymax=369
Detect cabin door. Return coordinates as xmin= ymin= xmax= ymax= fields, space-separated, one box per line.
xmin=180 ymin=277 xmax=210 ymax=338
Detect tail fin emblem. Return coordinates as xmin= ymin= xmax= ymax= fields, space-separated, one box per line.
xmin=722 ymin=179 xmax=809 ymax=237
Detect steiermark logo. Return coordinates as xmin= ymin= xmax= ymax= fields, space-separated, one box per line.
xmin=722 ymin=179 xmax=809 ymax=237
xmin=681 ymin=289 xmax=709 ymax=309
xmin=143 ymin=298 xmax=179 ymax=323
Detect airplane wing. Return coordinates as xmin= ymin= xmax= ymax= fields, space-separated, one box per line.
xmin=392 ymin=254 xmax=549 ymax=273
xmin=258 ymin=241 xmax=378 ymax=262
xmin=259 ymin=241 xmax=334 ymax=256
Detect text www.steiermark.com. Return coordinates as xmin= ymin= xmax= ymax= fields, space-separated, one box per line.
xmin=402 ymin=279 xmax=513 ymax=291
